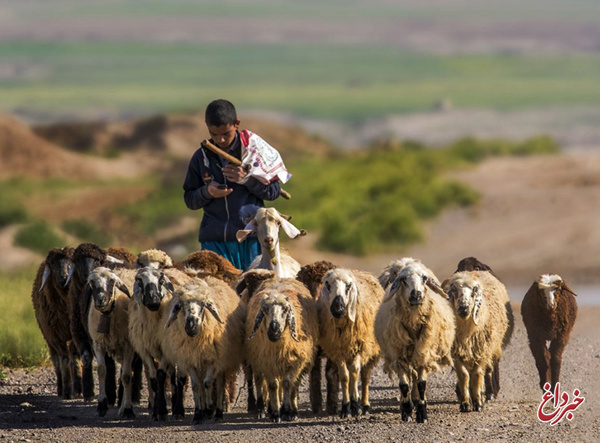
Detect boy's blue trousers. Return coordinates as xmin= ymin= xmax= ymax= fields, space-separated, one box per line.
xmin=201 ymin=238 xmax=260 ymax=272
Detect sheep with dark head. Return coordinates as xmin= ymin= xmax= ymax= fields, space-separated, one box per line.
xmin=445 ymin=270 xmax=509 ymax=413
xmin=318 ymin=268 xmax=384 ymax=418
xmin=244 ymin=275 xmax=319 ymax=422
xmin=521 ymin=274 xmax=577 ymax=392
xmin=31 ymin=246 xmax=76 ymax=398
xmin=375 ymin=261 xmax=454 ymax=423
xmin=453 ymin=256 xmax=514 ymax=400
xmin=237 ymin=207 xmax=306 ymax=278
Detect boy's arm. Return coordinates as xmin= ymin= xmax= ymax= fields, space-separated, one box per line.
xmin=244 ymin=177 xmax=281 ymax=201
xmin=183 ymin=153 xmax=213 ymax=210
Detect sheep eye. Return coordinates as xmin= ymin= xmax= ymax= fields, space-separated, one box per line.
xmin=390 ymin=278 xmax=400 ymax=290
xmin=346 ymin=283 xmax=352 ymax=293
xmin=422 ymin=275 xmax=428 ymax=283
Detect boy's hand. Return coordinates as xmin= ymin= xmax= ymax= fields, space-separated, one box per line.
xmin=207 ymin=181 xmax=233 ymax=198
xmin=222 ymin=164 xmax=248 ymax=183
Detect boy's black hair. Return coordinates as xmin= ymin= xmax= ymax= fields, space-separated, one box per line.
xmin=205 ymin=99 xmax=237 ymax=126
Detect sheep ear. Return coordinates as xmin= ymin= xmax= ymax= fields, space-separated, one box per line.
xmin=248 ymin=309 xmax=265 ymax=340
xmin=382 ymin=277 xmax=400 ymax=303
xmin=166 ymin=301 xmax=182 ymax=328
xmin=378 ymin=268 xmax=393 ymax=290
xmin=280 ymin=218 xmax=306 ymax=239
xmin=116 ymin=280 xmax=131 ymax=298
xmin=472 ymin=286 xmax=483 ymax=326
xmin=347 ymin=282 xmax=358 ymax=323
xmin=427 ymin=279 xmax=448 ymax=299
xmin=320 ymin=280 xmax=330 ymax=301
xmin=39 ymin=266 xmax=51 ymax=292
xmin=205 ymin=301 xmax=224 ymax=324
xmin=276 ymin=211 xmax=292 ymax=221
xmin=286 ymin=307 xmax=299 ymax=341
xmin=65 ymin=265 xmax=76 ymax=287
xmin=162 ymin=276 xmax=175 ymax=294
xmin=560 ymin=281 xmax=578 ymax=297
xmin=236 ymin=229 xmax=254 ymax=243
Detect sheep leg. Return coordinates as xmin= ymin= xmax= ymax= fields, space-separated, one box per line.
xmin=243 ymin=362 xmax=257 ymax=413
xmin=338 ymin=362 xmax=351 ymax=418
xmin=131 ymin=353 xmax=144 ymax=406
xmin=106 ymin=353 xmax=118 ymax=407
xmin=267 ymin=378 xmax=281 ymax=423
xmin=492 ymin=361 xmax=501 ymax=399
xmin=254 ymin=373 xmax=267 ymax=419
xmin=154 ymin=368 xmax=169 ymax=421
xmin=59 ymin=355 xmax=73 ymax=399
xmin=281 ymin=378 xmax=298 ymax=421
xmin=94 ymin=345 xmax=109 ymax=417
xmin=118 ymin=350 xmax=136 ymax=419
xmin=325 ymin=358 xmax=339 ymax=415
xmin=309 ymin=351 xmax=323 ymax=414
xmin=415 ymin=369 xmax=428 ymax=423
xmin=49 ymin=350 xmax=62 ymax=397
xmin=360 ymin=358 xmax=377 ymax=415
xmin=456 ymin=362 xmax=471 ymax=412
xmin=81 ymin=347 xmax=95 ymax=401
xmin=469 ymin=367 xmax=485 ymax=412
xmin=171 ymin=370 xmax=187 ymax=420
xmin=529 ymin=336 xmax=551 ymax=390
xmin=225 ymin=370 xmax=237 ymax=412
xmin=349 ymin=358 xmax=362 ymax=417
xmin=398 ymin=369 xmax=413 ymax=422
xmin=69 ymin=342 xmax=83 ymax=397
xmin=190 ymin=373 xmax=206 ymax=425
xmin=203 ymin=368 xmax=216 ymax=419
xmin=549 ymin=339 xmax=566 ymax=391
xmin=213 ymin=373 xmax=226 ymax=422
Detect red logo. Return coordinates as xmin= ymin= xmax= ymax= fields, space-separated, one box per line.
xmin=537 ymin=382 xmax=585 ymax=425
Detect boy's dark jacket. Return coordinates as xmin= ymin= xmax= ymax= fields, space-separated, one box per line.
xmin=183 ymin=130 xmax=281 ymax=243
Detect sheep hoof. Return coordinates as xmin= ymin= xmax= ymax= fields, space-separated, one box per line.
xmin=97 ymin=398 xmax=109 ymax=417
xmin=339 ymin=402 xmax=351 ymax=418
xmin=473 ymin=402 xmax=483 ymax=412
xmin=120 ymin=408 xmax=136 ymax=419
xmin=270 ymin=411 xmax=281 ymax=423
xmin=280 ymin=405 xmax=298 ymax=422
xmin=327 ymin=402 xmax=338 ymax=416
xmin=256 ymin=409 xmax=266 ymax=420
xmin=401 ymin=401 xmax=413 ymax=422
xmin=416 ymin=403 xmax=428 ymax=423
xmin=247 ymin=396 xmax=257 ymax=414
xmin=350 ymin=400 xmax=362 ymax=417
xmin=192 ymin=408 xmax=205 ymax=425
xmin=460 ymin=402 xmax=472 ymax=413
xmin=362 ymin=405 xmax=370 ymax=416
xmin=172 ymin=413 xmax=185 ymax=421
xmin=212 ymin=409 xmax=224 ymax=423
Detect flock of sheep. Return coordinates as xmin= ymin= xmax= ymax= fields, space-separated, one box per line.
xmin=31 ymin=207 xmax=579 ymax=424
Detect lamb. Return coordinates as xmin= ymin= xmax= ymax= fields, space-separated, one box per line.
xmin=245 ymin=275 xmax=319 ymax=422
xmin=318 ymin=268 xmax=384 ymax=418
xmin=374 ymin=261 xmax=454 ymax=423
xmin=31 ymin=246 xmax=77 ymax=399
xmin=445 ymin=270 xmax=509 ymax=412
xmin=85 ymin=267 xmax=137 ymax=418
xmin=161 ymin=277 xmax=245 ymax=424
xmin=521 ymin=274 xmax=577 ymax=392
xmin=175 ymin=250 xmax=242 ymax=285
xmin=453 ymin=256 xmax=514 ymax=400
xmin=236 ymin=207 xmax=306 ymax=278
xmin=296 ymin=260 xmax=339 ymax=415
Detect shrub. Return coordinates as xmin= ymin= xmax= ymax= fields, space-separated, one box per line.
xmin=14 ymin=221 xmax=67 ymax=255
xmin=62 ymin=219 xmax=111 ymax=246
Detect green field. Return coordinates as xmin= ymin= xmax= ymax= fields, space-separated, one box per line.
xmin=2 ymin=42 xmax=600 ymax=121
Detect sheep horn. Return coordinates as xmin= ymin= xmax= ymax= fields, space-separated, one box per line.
xmin=116 ymin=280 xmax=131 ymax=298
xmin=162 ymin=276 xmax=175 ymax=294
xmin=426 ymin=279 xmax=448 ymax=299
xmin=204 ymin=301 xmax=224 ymax=324
xmin=64 ymin=265 xmax=76 ymax=287
xmin=105 ymin=255 xmax=124 ymax=265
xmin=286 ymin=307 xmax=299 ymax=341
xmin=39 ymin=266 xmax=51 ymax=292
xmin=560 ymin=281 xmax=578 ymax=297
xmin=248 ymin=309 xmax=265 ymax=340
xmin=277 ymin=211 xmax=292 ymax=221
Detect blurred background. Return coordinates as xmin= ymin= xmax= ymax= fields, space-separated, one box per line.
xmin=1 ymin=0 xmax=599 ymax=366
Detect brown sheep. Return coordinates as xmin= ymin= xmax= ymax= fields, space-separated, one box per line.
xmin=245 ymin=276 xmax=319 ymax=422
xmin=175 ymin=250 xmax=242 ymax=286
xmin=521 ymin=274 xmax=577 ymax=392
xmin=454 ymin=256 xmax=514 ymax=400
xmin=31 ymin=247 xmax=76 ymax=398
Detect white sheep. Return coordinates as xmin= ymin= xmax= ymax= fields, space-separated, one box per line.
xmin=236 ymin=207 xmax=306 ymax=278
xmin=85 ymin=267 xmax=136 ymax=418
xmin=375 ymin=261 xmax=455 ymax=423
xmin=445 ymin=270 xmax=509 ymax=412
xmin=317 ymin=268 xmax=383 ymax=417
xmin=378 ymin=257 xmax=422 ymax=290
xmin=161 ymin=277 xmax=245 ymax=424
xmin=245 ymin=276 xmax=319 ymax=422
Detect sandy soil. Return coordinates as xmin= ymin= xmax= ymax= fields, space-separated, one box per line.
xmin=1 ymin=305 xmax=598 ymax=442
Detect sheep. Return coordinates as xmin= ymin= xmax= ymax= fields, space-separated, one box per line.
xmin=129 ymin=264 xmax=192 ymax=421
xmin=175 ymin=250 xmax=242 ymax=285
xmin=236 ymin=207 xmax=306 ymax=278
xmin=85 ymin=266 xmax=137 ymax=418
xmin=245 ymin=275 xmax=319 ymax=422
xmin=161 ymin=277 xmax=245 ymax=424
xmin=296 ymin=260 xmax=339 ymax=415
xmin=374 ymin=261 xmax=454 ymax=423
xmin=521 ymin=274 xmax=578 ymax=392
xmin=318 ymin=268 xmax=384 ymax=418
xmin=453 ymin=256 xmax=514 ymax=400
xmin=378 ymin=257 xmax=422 ymax=290
xmin=136 ymin=248 xmax=174 ymax=269
xmin=445 ymin=270 xmax=509 ymax=412
xmin=31 ymin=246 xmax=77 ymax=399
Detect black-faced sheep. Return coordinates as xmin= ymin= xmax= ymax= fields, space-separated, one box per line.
xmin=521 ymin=274 xmax=577 ymax=392
xmin=445 ymin=270 xmax=509 ymax=412
xmin=454 ymin=256 xmax=514 ymax=400
xmin=85 ymin=267 xmax=136 ymax=418
xmin=296 ymin=260 xmax=339 ymax=415
xmin=161 ymin=277 xmax=245 ymax=424
xmin=375 ymin=261 xmax=454 ymax=423
xmin=245 ymin=276 xmax=319 ymax=422
xmin=318 ymin=268 xmax=384 ymax=418
xmin=236 ymin=207 xmax=306 ymax=278
xmin=31 ymin=247 xmax=76 ymax=399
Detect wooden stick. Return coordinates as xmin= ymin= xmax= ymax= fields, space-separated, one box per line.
xmin=201 ymin=139 xmax=291 ymax=200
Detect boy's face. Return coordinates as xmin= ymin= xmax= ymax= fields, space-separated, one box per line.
xmin=207 ymin=121 xmax=240 ymax=150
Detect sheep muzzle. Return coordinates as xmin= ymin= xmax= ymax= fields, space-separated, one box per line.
xmin=267 ymin=321 xmax=282 ymax=342
xmin=330 ymin=296 xmax=346 ymax=318
xmin=185 ymin=317 xmax=200 ymax=337
xmin=143 ymin=284 xmax=162 ymax=311
xmin=409 ymin=290 xmax=423 ymax=306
